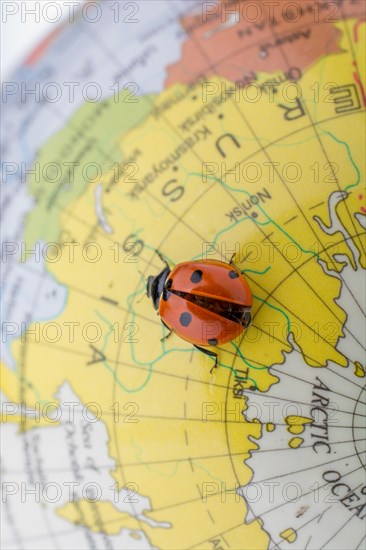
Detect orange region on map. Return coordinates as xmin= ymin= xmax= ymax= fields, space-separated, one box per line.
xmin=166 ymin=0 xmax=365 ymax=87
xmin=24 ymin=26 xmax=64 ymax=66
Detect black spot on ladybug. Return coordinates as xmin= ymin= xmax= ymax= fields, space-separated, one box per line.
xmin=165 ymin=278 xmax=172 ymax=289
xmin=229 ymin=270 xmax=239 ymax=279
xmin=190 ymin=270 xmax=203 ymax=283
xmin=180 ymin=312 xmax=192 ymax=327
xmin=208 ymin=338 xmax=218 ymax=346
xmin=162 ymin=290 xmax=171 ymax=301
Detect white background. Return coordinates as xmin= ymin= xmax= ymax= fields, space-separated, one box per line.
xmin=1 ymin=0 xmax=86 ymax=79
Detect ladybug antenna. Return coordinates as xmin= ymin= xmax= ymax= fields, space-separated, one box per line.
xmin=135 ymin=293 xmax=146 ymax=304
xmin=154 ymin=249 xmax=170 ymax=270
xmin=138 ymin=270 xmax=147 ymax=281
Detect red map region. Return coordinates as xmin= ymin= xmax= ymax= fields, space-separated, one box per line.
xmin=166 ymin=0 xmax=365 ymax=87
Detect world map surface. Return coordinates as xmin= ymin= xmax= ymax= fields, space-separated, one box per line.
xmin=1 ymin=1 xmax=365 ymax=549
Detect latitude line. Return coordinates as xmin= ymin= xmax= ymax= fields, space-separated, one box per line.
xmin=13 ymin=326 xmax=364 ymax=415
xmin=4 ymin=437 xmax=363 ymax=476
xmin=253 ymin=450 xmax=365 ymax=487
xmin=8 ymin=395 xmax=365 ymax=426
xmin=326 ymin=365 xmax=366 ymax=393
xmin=98 ymin=460 xmax=365 ymax=516
xmin=320 ymin=511 xmax=358 ymax=549
xmin=268 ymin=364 xmax=365 ymax=406
xmin=3 ymin=255 xmax=162 ymax=328
xmin=352 ymin=382 xmax=366 ymax=470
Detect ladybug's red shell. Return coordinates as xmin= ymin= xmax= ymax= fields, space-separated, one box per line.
xmin=158 ymin=260 xmax=252 ymax=347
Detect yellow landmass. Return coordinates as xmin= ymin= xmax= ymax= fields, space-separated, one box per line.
xmin=280 ymin=528 xmax=297 ymax=543
xmin=286 ymin=415 xmax=313 ymax=435
xmin=57 ymin=497 xmax=265 ymax=549
xmin=289 ymin=437 xmax=304 ymax=449
xmin=354 ymin=361 xmax=365 ymax=377
xmin=285 ymin=415 xmax=313 ymax=426
xmin=287 ymin=425 xmax=305 ymax=435
xmin=286 ymin=416 xmax=314 ymax=443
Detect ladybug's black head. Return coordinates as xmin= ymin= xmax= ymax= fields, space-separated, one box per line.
xmin=146 ymin=266 xmax=170 ymax=310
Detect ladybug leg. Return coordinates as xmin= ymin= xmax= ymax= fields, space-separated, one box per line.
xmin=228 ymin=252 xmax=236 ymax=265
xmin=160 ymin=328 xmax=173 ymax=342
xmin=242 ymin=310 xmax=252 ymax=328
xmin=229 ymin=252 xmax=254 ymax=274
xmin=228 ymin=253 xmax=243 ymax=272
xmin=193 ymin=345 xmax=218 ymax=373
xmin=160 ymin=320 xmax=173 ymax=342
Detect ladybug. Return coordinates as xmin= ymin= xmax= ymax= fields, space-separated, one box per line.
xmin=146 ymin=251 xmax=252 ymax=372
